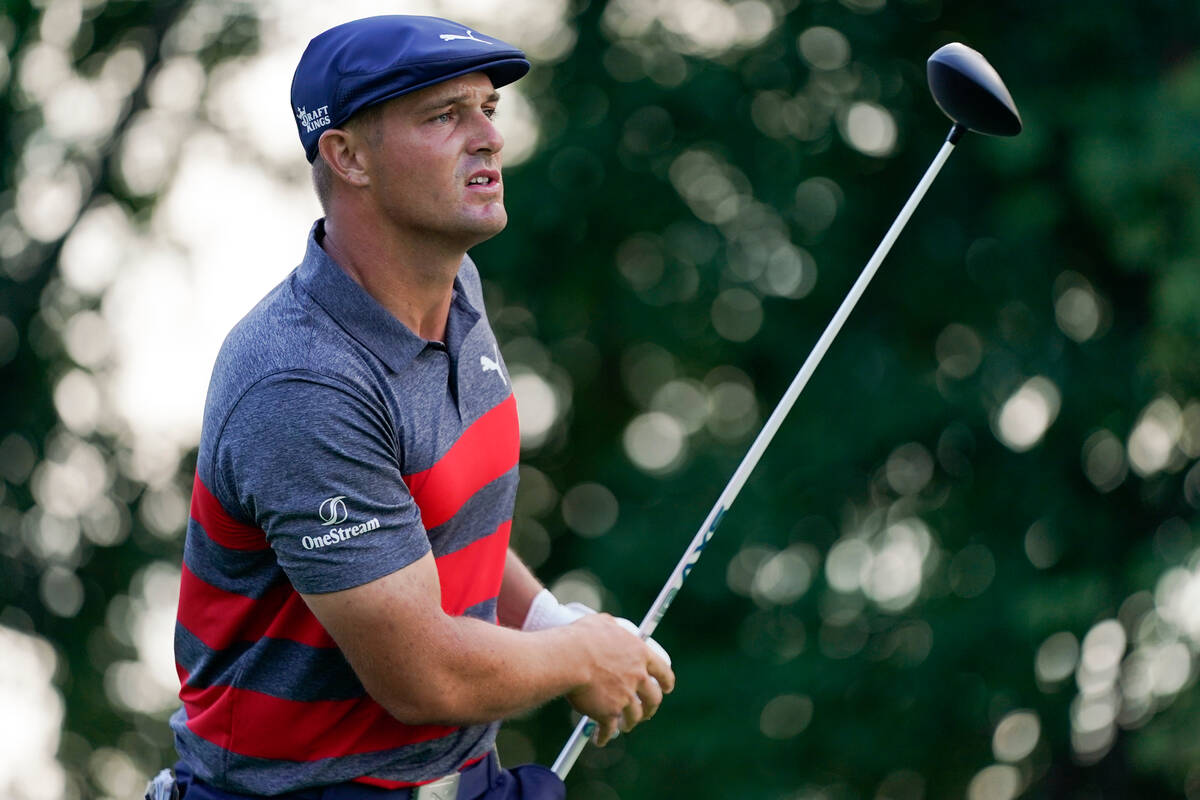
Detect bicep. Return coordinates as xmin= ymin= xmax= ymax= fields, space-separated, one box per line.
xmin=301 ymin=551 xmax=457 ymax=719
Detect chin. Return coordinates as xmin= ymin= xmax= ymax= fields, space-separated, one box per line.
xmin=469 ymin=209 xmax=508 ymax=241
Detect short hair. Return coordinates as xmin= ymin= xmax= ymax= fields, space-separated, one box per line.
xmin=310 ymin=102 xmax=387 ymax=213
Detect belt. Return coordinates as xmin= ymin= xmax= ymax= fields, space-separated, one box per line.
xmin=319 ymin=753 xmax=496 ymax=796
xmin=324 ymin=753 xmax=497 ymax=800
xmin=175 ymin=752 xmax=499 ymax=800
xmin=409 ymin=772 xmax=458 ymax=800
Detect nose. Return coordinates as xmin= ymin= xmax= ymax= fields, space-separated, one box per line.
xmin=469 ymin=110 xmax=504 ymax=156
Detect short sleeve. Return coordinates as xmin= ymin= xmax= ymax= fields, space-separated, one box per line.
xmin=212 ymin=371 xmax=430 ymax=594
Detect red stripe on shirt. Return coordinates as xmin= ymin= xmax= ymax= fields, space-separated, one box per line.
xmin=404 ymin=394 xmax=518 ymax=531
xmin=435 ymin=521 xmax=510 ymax=617
xmin=261 ymin=589 xmax=336 ymax=646
xmin=178 ymin=563 xmax=335 ymax=650
xmin=190 ymin=473 xmax=269 ymax=551
xmin=178 ymin=668 xmax=454 ymax=762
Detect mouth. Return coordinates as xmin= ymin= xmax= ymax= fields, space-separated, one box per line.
xmin=466 ymin=169 xmax=501 ymax=189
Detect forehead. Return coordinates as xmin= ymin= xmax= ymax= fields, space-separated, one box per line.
xmin=399 ymin=72 xmax=498 ymax=110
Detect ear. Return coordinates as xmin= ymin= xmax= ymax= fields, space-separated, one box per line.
xmin=317 ymin=128 xmax=371 ymax=189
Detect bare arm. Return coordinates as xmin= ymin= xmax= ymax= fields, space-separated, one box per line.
xmin=302 ymin=550 xmax=673 ymax=741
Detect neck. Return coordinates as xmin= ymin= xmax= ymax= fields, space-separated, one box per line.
xmin=321 ymin=213 xmax=463 ymax=342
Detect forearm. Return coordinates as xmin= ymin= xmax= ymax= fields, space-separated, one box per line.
xmin=306 ymin=552 xmax=586 ymax=725
xmin=397 ymin=613 xmax=588 ymax=724
xmin=304 ymin=551 xmax=669 ymax=732
xmin=402 ymin=610 xmax=670 ymax=739
xmin=495 ymin=548 xmax=544 ymax=627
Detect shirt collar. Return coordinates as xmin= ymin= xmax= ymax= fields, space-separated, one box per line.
xmin=295 ymin=220 xmax=481 ymax=373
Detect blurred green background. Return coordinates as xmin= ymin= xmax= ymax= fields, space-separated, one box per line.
xmin=3 ymin=0 xmax=1200 ymax=798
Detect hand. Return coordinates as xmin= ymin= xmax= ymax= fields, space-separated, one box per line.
xmin=522 ymin=589 xmax=673 ymax=669
xmin=565 ymin=614 xmax=675 ymax=746
xmin=612 ymin=617 xmax=672 ymax=667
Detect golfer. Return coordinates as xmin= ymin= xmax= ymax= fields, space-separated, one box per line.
xmin=165 ymin=14 xmax=673 ymax=800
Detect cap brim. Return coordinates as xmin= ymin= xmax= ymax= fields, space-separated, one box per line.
xmin=348 ymin=56 xmax=531 ymax=110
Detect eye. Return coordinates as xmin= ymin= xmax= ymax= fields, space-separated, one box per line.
xmin=434 ymin=111 xmax=453 ymax=124
xmin=483 ymin=107 xmax=498 ymax=120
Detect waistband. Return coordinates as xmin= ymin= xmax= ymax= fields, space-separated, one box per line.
xmin=175 ymin=752 xmax=499 ymax=800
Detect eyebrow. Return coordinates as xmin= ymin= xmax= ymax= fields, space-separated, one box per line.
xmin=415 ymin=90 xmax=501 ymax=114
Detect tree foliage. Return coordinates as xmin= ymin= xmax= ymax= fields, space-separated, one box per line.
xmin=0 ymin=2 xmax=258 ymax=797
xmin=3 ymin=1 xmax=1200 ymax=798
xmin=481 ymin=2 xmax=1200 ymax=798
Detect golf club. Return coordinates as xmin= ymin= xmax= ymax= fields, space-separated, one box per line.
xmin=551 ymin=42 xmax=1021 ymax=780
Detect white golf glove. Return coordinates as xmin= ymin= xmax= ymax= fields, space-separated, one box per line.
xmin=521 ymin=588 xmax=595 ymax=631
xmin=521 ymin=588 xmax=671 ymax=666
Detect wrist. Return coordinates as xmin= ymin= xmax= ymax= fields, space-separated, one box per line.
xmin=536 ymin=622 xmax=595 ymax=693
xmin=521 ymin=588 xmax=596 ymax=632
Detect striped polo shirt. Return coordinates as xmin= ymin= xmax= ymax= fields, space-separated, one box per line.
xmin=170 ymin=220 xmax=518 ymax=794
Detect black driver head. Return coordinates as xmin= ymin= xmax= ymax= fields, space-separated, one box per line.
xmin=927 ymin=43 xmax=1022 ymax=137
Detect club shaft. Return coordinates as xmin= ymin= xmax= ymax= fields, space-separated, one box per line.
xmin=552 ymin=135 xmax=959 ymax=780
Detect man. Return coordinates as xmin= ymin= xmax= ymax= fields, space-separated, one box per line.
xmin=167 ymin=14 xmax=674 ymax=800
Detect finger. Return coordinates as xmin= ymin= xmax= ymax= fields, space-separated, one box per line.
xmin=636 ymin=675 xmax=664 ymax=719
xmin=620 ymin=694 xmax=644 ymax=733
xmin=611 ymin=618 xmax=675 ymax=694
xmin=592 ymin=716 xmax=619 ymax=747
xmin=613 ymin=618 xmax=672 ymax=668
xmin=613 ymin=617 xmax=641 ymax=638
xmin=645 ymin=635 xmax=671 ymax=666
xmin=646 ymin=650 xmax=676 ymax=694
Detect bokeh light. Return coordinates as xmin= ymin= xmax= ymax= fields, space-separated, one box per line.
xmin=751 ymin=544 xmax=817 ymax=607
xmin=550 ymin=569 xmax=605 ymax=612
xmin=797 ymin=26 xmax=850 ymax=71
xmin=650 ymin=379 xmax=709 ymax=434
xmin=561 ymin=483 xmax=619 ymax=538
xmin=826 ymin=517 xmax=938 ymax=613
xmin=711 ymin=288 xmax=764 ymax=342
xmin=1054 ymin=271 xmax=1107 ymax=343
xmin=993 ymin=376 xmax=1061 ymax=452
xmin=949 ymin=544 xmax=995 ymax=599
xmin=602 ymin=0 xmax=776 ymax=58
xmin=623 ymin=411 xmax=687 ymax=474
xmin=1023 ymin=520 xmax=1062 ymax=570
xmin=1081 ymin=429 xmax=1128 ymax=492
xmin=935 ymin=323 xmax=983 ymax=379
xmin=0 ymin=627 xmax=66 ymax=800
xmin=991 ymin=710 xmax=1041 ymax=763
xmin=839 ymin=102 xmax=898 ymax=157
xmin=1127 ymin=396 xmax=1183 ymax=478
xmin=705 ymin=367 xmax=758 ymax=442
xmin=966 ymin=764 xmax=1021 ymax=800
xmin=512 ymin=370 xmax=562 ymax=449
xmin=6 ymin=2 xmax=1200 ymax=799
xmin=793 ymin=177 xmax=842 ymax=240
xmin=884 ymin=442 xmax=934 ymax=496
xmin=759 ymin=693 xmax=813 ymax=739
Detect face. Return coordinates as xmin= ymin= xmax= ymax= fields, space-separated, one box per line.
xmin=360 ymin=72 xmax=507 ymax=251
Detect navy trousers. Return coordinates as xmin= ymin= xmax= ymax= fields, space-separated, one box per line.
xmin=173 ymin=755 xmax=565 ymax=800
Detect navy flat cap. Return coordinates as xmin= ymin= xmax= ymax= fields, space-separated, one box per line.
xmin=291 ymin=15 xmax=530 ymax=162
